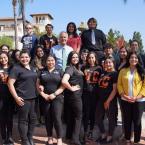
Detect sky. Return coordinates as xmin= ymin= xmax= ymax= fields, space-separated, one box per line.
xmin=1 ymin=0 xmax=145 ymax=47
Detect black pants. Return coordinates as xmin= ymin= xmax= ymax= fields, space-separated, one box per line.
xmin=82 ymin=89 xmax=97 ymax=132
xmin=96 ymin=98 xmax=117 ymax=136
xmin=0 ymin=95 xmax=14 ymax=140
xmin=17 ymin=99 xmax=37 ymax=143
xmin=65 ymin=91 xmax=82 ymax=143
xmin=121 ymin=100 xmax=145 ymax=143
xmin=44 ymin=95 xmax=64 ymax=138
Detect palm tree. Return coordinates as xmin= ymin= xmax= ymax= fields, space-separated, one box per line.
xmin=12 ymin=0 xmax=18 ymax=49
xmin=18 ymin=0 xmax=33 ymax=35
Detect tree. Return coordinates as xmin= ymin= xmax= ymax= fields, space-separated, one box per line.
xmin=12 ymin=0 xmax=18 ymax=49
xmin=0 ymin=36 xmax=13 ymax=49
xmin=18 ymin=0 xmax=33 ymax=35
xmin=107 ymin=29 xmax=125 ymax=47
xmin=107 ymin=29 xmax=116 ymax=46
xmin=132 ymin=31 xmax=144 ymax=53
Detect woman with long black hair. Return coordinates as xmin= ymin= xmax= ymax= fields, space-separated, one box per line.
xmin=62 ymin=51 xmax=83 ymax=145
xmin=96 ymin=56 xmax=118 ymax=144
xmin=81 ymin=51 xmax=102 ymax=141
xmin=66 ymin=22 xmax=81 ymax=53
xmin=37 ymin=55 xmax=65 ymax=145
xmin=0 ymin=51 xmax=14 ymax=145
xmin=8 ymin=50 xmax=38 ymax=145
xmin=117 ymin=52 xmax=145 ymax=144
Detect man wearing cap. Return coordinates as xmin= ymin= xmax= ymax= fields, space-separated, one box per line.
xmin=81 ymin=17 xmax=106 ymax=63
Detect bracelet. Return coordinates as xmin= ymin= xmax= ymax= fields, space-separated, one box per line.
xmin=53 ymin=92 xmax=57 ymax=96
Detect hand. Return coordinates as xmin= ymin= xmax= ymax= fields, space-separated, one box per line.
xmin=124 ymin=95 xmax=135 ymax=103
xmin=49 ymin=93 xmax=56 ymax=100
xmin=104 ymin=100 xmax=110 ymax=110
xmin=0 ymin=73 xmax=7 ymax=83
xmin=71 ymin=85 xmax=80 ymax=92
xmin=15 ymin=97 xmax=24 ymax=106
xmin=39 ymin=85 xmax=44 ymax=92
xmin=42 ymin=93 xmax=49 ymax=101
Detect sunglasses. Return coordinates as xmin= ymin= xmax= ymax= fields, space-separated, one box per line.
xmin=26 ymin=27 xmax=32 ymax=29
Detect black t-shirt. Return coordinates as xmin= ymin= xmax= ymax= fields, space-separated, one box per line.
xmin=65 ymin=66 xmax=84 ymax=91
xmin=39 ymin=68 xmax=63 ymax=94
xmin=98 ymin=71 xmax=118 ymax=101
xmin=82 ymin=65 xmax=102 ymax=92
xmin=39 ymin=34 xmax=58 ymax=54
xmin=9 ymin=64 xmax=38 ymax=100
xmin=0 ymin=67 xmax=10 ymax=95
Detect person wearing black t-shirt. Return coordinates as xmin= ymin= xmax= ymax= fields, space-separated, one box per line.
xmin=8 ymin=50 xmax=38 ymax=145
xmin=62 ymin=51 xmax=83 ymax=145
xmin=39 ymin=24 xmax=58 ymax=54
xmin=81 ymin=52 xmax=102 ymax=141
xmin=0 ymin=52 xmax=14 ymax=145
xmin=37 ymin=55 xmax=65 ymax=145
xmin=96 ymin=57 xmax=118 ymax=144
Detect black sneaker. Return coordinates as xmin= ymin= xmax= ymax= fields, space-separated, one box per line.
xmin=100 ymin=138 xmax=113 ymax=144
xmin=87 ymin=131 xmax=93 ymax=140
xmin=96 ymin=136 xmax=106 ymax=143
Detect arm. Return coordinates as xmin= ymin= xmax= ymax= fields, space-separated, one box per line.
xmin=7 ymin=78 xmax=24 ymax=106
xmin=117 ymin=70 xmax=124 ymax=95
xmin=49 ymin=85 xmax=65 ymax=100
xmin=104 ymin=83 xmax=117 ymax=110
xmin=76 ymin=37 xmax=81 ymax=53
xmin=36 ymin=79 xmax=49 ymax=101
xmin=61 ymin=74 xmax=80 ymax=91
xmin=138 ymin=78 xmax=145 ymax=98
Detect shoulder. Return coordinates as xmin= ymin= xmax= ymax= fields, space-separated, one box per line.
xmin=21 ymin=35 xmax=27 ymax=40
xmin=96 ymin=29 xmax=104 ymax=34
xmin=81 ymin=30 xmax=89 ymax=36
xmin=65 ymin=66 xmax=74 ymax=73
xmin=66 ymin=45 xmax=73 ymax=51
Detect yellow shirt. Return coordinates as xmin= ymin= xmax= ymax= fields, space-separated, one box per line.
xmin=117 ymin=67 xmax=145 ymax=98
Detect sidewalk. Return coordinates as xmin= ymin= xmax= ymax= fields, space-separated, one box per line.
xmin=1 ymin=112 xmax=145 ymax=145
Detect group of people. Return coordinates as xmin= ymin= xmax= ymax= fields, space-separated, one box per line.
xmin=0 ymin=17 xmax=145 ymax=145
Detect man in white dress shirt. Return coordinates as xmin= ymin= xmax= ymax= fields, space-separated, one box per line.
xmin=50 ymin=31 xmax=73 ymax=70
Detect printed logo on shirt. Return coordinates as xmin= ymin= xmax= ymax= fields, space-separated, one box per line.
xmin=53 ymin=71 xmax=59 ymax=74
xmin=23 ymin=36 xmax=33 ymax=49
xmin=41 ymin=73 xmax=47 ymax=76
xmin=98 ymin=75 xmax=111 ymax=88
xmin=84 ymin=69 xmax=100 ymax=83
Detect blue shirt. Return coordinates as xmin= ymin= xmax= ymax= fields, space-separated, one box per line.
xmin=50 ymin=44 xmax=73 ymax=70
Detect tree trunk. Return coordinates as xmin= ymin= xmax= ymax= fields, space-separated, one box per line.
xmin=21 ymin=0 xmax=26 ymax=35
xmin=12 ymin=0 xmax=18 ymax=50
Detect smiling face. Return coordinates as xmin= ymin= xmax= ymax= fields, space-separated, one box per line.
xmin=87 ymin=53 xmax=96 ymax=66
xmin=36 ymin=47 xmax=44 ymax=58
xmin=25 ymin=24 xmax=33 ymax=35
xmin=19 ymin=53 xmax=31 ymax=66
xmin=68 ymin=24 xmax=75 ymax=33
xmin=71 ymin=53 xmax=79 ymax=65
xmin=119 ymin=47 xmax=128 ymax=60
xmin=59 ymin=32 xmax=68 ymax=46
xmin=46 ymin=56 xmax=56 ymax=69
xmin=1 ymin=46 xmax=9 ymax=53
xmin=0 ymin=53 xmax=8 ymax=66
xmin=129 ymin=53 xmax=138 ymax=67
xmin=104 ymin=58 xmax=115 ymax=72
xmin=88 ymin=19 xmax=97 ymax=29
